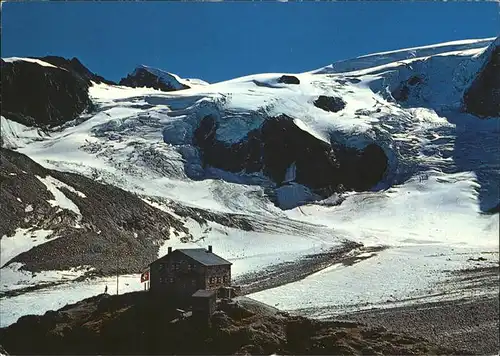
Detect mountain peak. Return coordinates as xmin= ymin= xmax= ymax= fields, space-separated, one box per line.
xmin=119 ymin=65 xmax=208 ymax=92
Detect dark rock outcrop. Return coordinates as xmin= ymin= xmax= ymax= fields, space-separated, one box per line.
xmin=485 ymin=202 xmax=500 ymax=214
xmin=119 ymin=67 xmax=190 ymax=92
xmin=193 ymin=114 xmax=388 ymax=197
xmin=260 ymin=117 xmax=340 ymax=189
xmin=391 ymin=76 xmax=424 ymax=103
xmin=349 ymin=143 xmax=388 ymax=191
xmin=313 ymin=95 xmax=346 ymax=112
xmin=277 ymin=75 xmax=300 ymax=85
xmin=0 ymin=344 xmax=9 ymax=356
xmin=0 ymin=148 xmax=188 ymax=274
xmin=391 ymin=83 xmax=410 ymax=102
xmin=1 ymin=58 xmax=94 ymax=128
xmin=38 ymin=56 xmax=116 ymax=85
xmin=407 ymin=75 xmax=423 ymax=86
xmin=463 ymin=43 xmax=500 ymax=117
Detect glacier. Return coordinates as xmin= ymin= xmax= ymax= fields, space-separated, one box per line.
xmin=0 ymin=37 xmax=498 ymax=327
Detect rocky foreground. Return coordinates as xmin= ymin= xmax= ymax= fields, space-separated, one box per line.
xmin=0 ymin=292 xmax=470 ymax=355
xmin=342 ymin=296 xmax=499 ymax=355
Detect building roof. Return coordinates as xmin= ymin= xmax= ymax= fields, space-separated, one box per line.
xmin=192 ymin=289 xmax=216 ymax=298
xmin=177 ymin=248 xmax=232 ymax=266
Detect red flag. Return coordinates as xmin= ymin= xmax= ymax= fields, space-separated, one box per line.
xmin=140 ymin=270 xmax=149 ymax=283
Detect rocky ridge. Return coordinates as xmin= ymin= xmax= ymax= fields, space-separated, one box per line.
xmin=1 ymin=58 xmax=95 ymax=128
xmin=463 ymin=39 xmax=500 ymax=117
xmin=0 ymin=292 xmax=469 ymax=355
xmin=119 ymin=66 xmax=190 ymax=92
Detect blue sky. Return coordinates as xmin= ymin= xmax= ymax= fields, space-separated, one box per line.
xmin=2 ymin=2 xmax=498 ymax=83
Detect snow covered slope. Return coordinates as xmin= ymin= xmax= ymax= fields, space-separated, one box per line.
xmin=311 ymin=38 xmax=495 ymax=75
xmin=1 ymin=37 xmax=498 ymax=327
xmin=2 ymin=57 xmax=61 ymax=69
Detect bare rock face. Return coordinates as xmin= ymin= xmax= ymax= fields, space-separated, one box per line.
xmin=0 ymin=148 xmax=188 ymax=275
xmin=463 ymin=45 xmax=500 ymax=117
xmin=313 ymin=95 xmax=346 ymax=112
xmin=119 ymin=67 xmax=190 ymax=92
xmin=1 ymin=58 xmax=95 ymax=128
xmin=391 ymin=84 xmax=410 ymax=102
xmin=277 ymin=75 xmax=300 ymax=84
xmin=38 ymin=56 xmax=116 ymax=85
xmin=391 ymin=75 xmax=423 ymax=103
xmin=193 ymin=114 xmax=388 ymax=199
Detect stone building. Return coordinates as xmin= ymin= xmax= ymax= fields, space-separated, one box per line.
xmin=144 ymin=246 xmax=232 ymax=299
xmin=192 ymin=289 xmax=217 ymax=324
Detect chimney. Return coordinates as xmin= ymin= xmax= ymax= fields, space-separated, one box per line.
xmin=208 ymin=245 xmax=212 ymax=253
xmin=168 ymin=247 xmax=172 ymax=254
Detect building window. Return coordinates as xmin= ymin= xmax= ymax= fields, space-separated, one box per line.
xmin=192 ymin=279 xmax=196 ymax=286
xmin=174 ymin=263 xmax=179 ymax=271
xmin=223 ymin=276 xmax=228 ymax=283
xmin=160 ymin=277 xmax=166 ymax=284
xmin=209 ymin=277 xmax=215 ymax=284
xmin=216 ymin=276 xmax=221 ymax=283
xmin=170 ymin=277 xmax=175 ymax=283
xmin=159 ymin=263 xmax=165 ymax=271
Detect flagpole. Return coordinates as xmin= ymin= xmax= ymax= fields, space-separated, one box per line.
xmin=116 ymin=252 xmax=119 ymax=295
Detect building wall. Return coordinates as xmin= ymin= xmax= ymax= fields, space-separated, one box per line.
xmin=192 ymin=294 xmax=216 ymax=312
xmin=150 ymin=252 xmax=206 ymax=297
xmin=205 ymin=265 xmax=231 ymax=291
xmin=192 ymin=294 xmax=217 ymax=323
xmin=149 ymin=251 xmax=232 ymax=298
